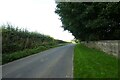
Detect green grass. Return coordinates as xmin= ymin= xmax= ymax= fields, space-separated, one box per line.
xmin=74 ymin=44 xmax=119 ymax=78
xmin=2 ymin=44 xmax=64 ymax=64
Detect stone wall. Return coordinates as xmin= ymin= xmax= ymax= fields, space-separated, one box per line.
xmin=81 ymin=40 xmax=120 ymax=57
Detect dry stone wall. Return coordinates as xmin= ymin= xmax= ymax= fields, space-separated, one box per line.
xmin=81 ymin=40 xmax=120 ymax=57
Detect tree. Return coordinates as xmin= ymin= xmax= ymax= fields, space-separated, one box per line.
xmin=55 ymin=2 xmax=120 ymax=41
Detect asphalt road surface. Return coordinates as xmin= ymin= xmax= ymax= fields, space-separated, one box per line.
xmin=2 ymin=44 xmax=75 ymax=78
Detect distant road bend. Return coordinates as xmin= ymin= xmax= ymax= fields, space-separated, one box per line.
xmin=2 ymin=44 xmax=75 ymax=78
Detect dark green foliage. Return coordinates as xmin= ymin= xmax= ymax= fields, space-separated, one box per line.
xmin=55 ymin=2 xmax=120 ymax=41
xmin=1 ymin=24 xmax=56 ymax=54
xmin=2 ymin=45 xmax=57 ymax=64
xmin=74 ymin=44 xmax=119 ymax=78
xmin=1 ymin=24 xmax=68 ymax=64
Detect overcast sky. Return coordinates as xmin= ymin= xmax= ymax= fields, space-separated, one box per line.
xmin=0 ymin=0 xmax=74 ymax=42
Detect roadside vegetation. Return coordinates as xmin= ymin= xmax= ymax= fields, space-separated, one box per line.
xmin=55 ymin=3 xmax=120 ymax=41
xmin=1 ymin=24 xmax=67 ymax=64
xmin=56 ymin=3 xmax=119 ymax=78
xmin=74 ymin=44 xmax=119 ymax=78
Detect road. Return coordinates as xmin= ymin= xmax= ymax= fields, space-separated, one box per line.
xmin=2 ymin=44 xmax=75 ymax=78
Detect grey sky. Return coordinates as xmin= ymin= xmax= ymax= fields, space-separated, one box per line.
xmin=0 ymin=0 xmax=74 ymax=41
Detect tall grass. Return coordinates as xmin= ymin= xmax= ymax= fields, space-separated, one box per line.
xmin=1 ymin=24 xmax=56 ymax=54
xmin=1 ymin=24 xmax=62 ymax=64
xmin=2 ymin=45 xmax=59 ymax=64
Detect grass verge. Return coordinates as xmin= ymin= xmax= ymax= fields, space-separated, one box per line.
xmin=2 ymin=44 xmax=65 ymax=64
xmin=74 ymin=44 xmax=119 ymax=78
